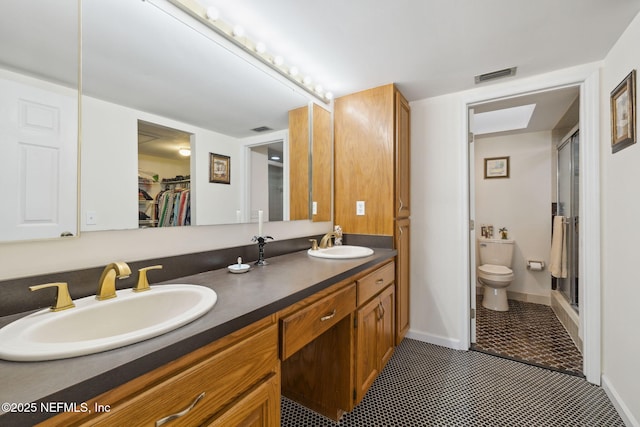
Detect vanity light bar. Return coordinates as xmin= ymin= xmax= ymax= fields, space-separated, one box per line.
xmin=167 ymin=0 xmax=332 ymax=103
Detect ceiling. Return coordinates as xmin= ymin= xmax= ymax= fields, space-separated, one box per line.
xmin=471 ymin=86 xmax=580 ymax=138
xmin=138 ymin=121 xmax=192 ymax=161
xmin=2 ymin=0 xmax=640 ymax=137
xmin=199 ymin=0 xmax=640 ymax=101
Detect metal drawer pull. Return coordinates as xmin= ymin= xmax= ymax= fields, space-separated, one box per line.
xmin=376 ymin=278 xmax=384 ymax=285
xmin=156 ymin=392 xmax=205 ymax=426
xmin=320 ymin=309 xmax=337 ymax=322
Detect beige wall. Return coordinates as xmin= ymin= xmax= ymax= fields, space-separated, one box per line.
xmin=600 ymin=10 xmax=640 ymax=425
xmin=475 ymin=131 xmax=553 ymax=300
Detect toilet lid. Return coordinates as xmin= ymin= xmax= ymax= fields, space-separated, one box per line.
xmin=478 ymin=264 xmax=512 ymax=275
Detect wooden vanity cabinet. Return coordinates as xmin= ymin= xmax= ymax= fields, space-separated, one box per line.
xmin=280 ymin=260 xmax=396 ymax=421
xmin=38 ymin=316 xmax=280 ymax=427
xmin=205 ymin=371 xmax=280 ymax=427
xmin=354 ymin=262 xmax=395 ymax=405
xmin=280 ymin=279 xmax=356 ymax=422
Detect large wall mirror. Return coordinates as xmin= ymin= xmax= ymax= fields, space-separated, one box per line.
xmin=0 ymin=1 xmax=79 ymax=242
xmin=81 ymin=0 xmax=332 ymax=232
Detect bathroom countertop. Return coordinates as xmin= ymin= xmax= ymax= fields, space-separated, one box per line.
xmin=0 ymin=248 xmax=395 ymax=426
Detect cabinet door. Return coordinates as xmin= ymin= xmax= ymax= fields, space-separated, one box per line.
xmin=334 ymin=84 xmax=395 ymax=235
xmin=395 ymin=90 xmax=410 ymax=219
xmin=395 ymin=218 xmax=410 ymax=344
xmin=205 ymin=371 xmax=280 ymax=427
xmin=378 ymin=285 xmax=395 ymax=368
xmin=355 ymin=296 xmax=382 ymax=404
xmin=289 ymin=105 xmax=309 ymax=221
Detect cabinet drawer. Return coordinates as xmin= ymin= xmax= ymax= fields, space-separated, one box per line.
xmin=86 ymin=324 xmax=278 ymax=427
xmin=357 ymin=261 xmax=395 ymax=306
xmin=280 ymin=284 xmax=356 ymax=360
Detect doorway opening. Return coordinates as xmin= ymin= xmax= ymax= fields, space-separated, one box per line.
xmin=247 ymin=139 xmax=288 ymax=223
xmin=468 ymin=86 xmax=584 ymax=376
xmin=137 ymin=120 xmax=193 ymax=228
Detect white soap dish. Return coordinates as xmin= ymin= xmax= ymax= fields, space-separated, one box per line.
xmin=228 ymin=264 xmax=250 ymax=273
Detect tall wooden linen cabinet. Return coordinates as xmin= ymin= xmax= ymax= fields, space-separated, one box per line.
xmin=334 ymin=83 xmax=410 ymax=344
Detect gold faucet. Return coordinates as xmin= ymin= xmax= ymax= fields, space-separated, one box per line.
xmin=96 ymin=262 xmax=131 ymax=300
xmin=319 ymin=231 xmax=339 ymax=249
xmin=30 ymin=282 xmax=75 ymax=312
xmin=134 ymin=265 xmax=163 ymax=292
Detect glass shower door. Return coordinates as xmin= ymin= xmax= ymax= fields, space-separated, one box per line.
xmin=556 ymin=131 xmax=579 ymax=309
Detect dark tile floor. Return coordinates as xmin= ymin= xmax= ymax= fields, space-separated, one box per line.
xmin=473 ymin=297 xmax=583 ymax=376
xmin=281 ymin=339 xmax=623 ymax=426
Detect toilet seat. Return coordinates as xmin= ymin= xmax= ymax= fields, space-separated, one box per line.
xmin=478 ymin=264 xmax=512 ymax=276
xmin=477 ymin=264 xmax=514 ymax=288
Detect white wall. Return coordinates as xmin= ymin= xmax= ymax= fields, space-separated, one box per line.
xmin=600 ymin=11 xmax=640 ymax=426
xmin=475 ymin=131 xmax=552 ymax=300
xmin=191 ymin=129 xmax=245 ymax=226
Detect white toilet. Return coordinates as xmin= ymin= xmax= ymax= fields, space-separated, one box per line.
xmin=477 ymin=238 xmax=515 ymax=311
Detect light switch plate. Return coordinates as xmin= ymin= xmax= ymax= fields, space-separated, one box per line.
xmin=312 ymin=201 xmax=318 ymax=215
xmin=356 ymin=201 xmax=365 ymax=216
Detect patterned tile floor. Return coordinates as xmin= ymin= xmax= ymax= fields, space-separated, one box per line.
xmin=473 ymin=297 xmax=583 ymax=376
xmin=281 ymin=339 xmax=623 ymax=426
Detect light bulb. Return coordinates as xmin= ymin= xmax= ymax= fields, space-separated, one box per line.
xmin=232 ymin=25 xmax=245 ymax=37
xmin=255 ymin=42 xmax=266 ymax=54
xmin=273 ymin=55 xmax=284 ymax=66
xmin=205 ymin=7 xmax=219 ymax=21
xmin=303 ymin=76 xmax=312 ymax=85
xmin=289 ymin=66 xmax=299 ymax=76
xmin=315 ymin=85 xmax=323 ymax=94
xmin=325 ymin=92 xmax=334 ymax=100
xmin=178 ymin=147 xmax=191 ymax=156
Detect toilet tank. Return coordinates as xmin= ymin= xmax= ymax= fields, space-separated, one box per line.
xmin=478 ymin=238 xmax=515 ymax=267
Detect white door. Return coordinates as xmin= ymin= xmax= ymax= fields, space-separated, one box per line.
xmin=0 ymin=77 xmax=78 ymax=241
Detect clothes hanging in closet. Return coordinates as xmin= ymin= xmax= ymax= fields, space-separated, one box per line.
xmin=155 ymin=188 xmax=190 ymax=227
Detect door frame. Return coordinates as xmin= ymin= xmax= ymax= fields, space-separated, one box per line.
xmin=244 ymin=131 xmax=290 ymax=223
xmin=459 ymin=64 xmax=601 ymax=385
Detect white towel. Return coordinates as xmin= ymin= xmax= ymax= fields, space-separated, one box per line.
xmin=549 ymin=216 xmax=567 ymax=278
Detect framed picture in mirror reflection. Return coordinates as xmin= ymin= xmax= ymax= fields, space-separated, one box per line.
xmin=210 ymin=153 xmax=231 ymax=184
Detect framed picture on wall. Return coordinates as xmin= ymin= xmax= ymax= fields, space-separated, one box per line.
xmin=610 ymin=69 xmax=636 ymax=153
xmin=484 ymin=156 xmax=510 ymax=179
xmin=209 ymin=153 xmax=230 ymax=184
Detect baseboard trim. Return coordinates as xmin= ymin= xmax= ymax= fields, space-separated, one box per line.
xmin=601 ymin=374 xmax=639 ymax=427
xmin=406 ymin=329 xmax=463 ymax=350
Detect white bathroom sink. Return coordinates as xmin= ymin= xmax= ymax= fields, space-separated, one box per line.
xmin=307 ymin=245 xmax=374 ymax=259
xmin=0 ymin=284 xmax=217 ymax=362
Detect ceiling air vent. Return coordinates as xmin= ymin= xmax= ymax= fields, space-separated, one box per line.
xmin=251 ymin=126 xmax=273 ymax=133
xmin=474 ymin=67 xmax=517 ymax=84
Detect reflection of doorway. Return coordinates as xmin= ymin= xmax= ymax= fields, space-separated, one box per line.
xmin=137 ymin=120 xmax=192 ymax=228
xmin=248 ymin=140 xmax=287 ymax=222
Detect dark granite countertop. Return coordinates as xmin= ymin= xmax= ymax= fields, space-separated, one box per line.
xmin=0 ymin=248 xmax=395 ymax=426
